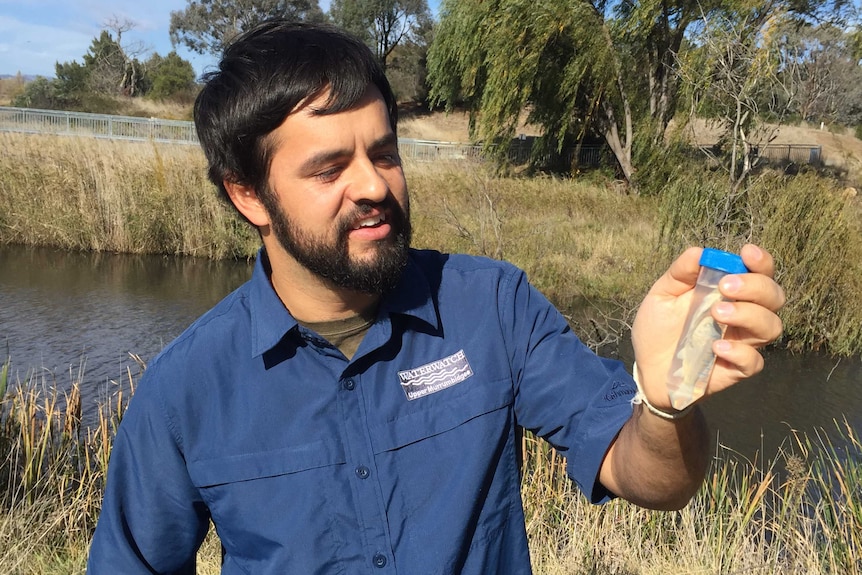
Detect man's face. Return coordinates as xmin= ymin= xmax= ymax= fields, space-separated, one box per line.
xmin=259 ymin=86 xmax=411 ymax=294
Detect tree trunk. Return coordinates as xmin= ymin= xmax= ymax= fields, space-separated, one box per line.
xmin=602 ymin=99 xmax=637 ymax=193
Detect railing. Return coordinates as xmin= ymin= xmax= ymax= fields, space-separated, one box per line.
xmin=0 ymin=106 xmax=605 ymax=167
xmin=0 ymin=106 xmax=823 ymax=169
xmin=756 ymin=144 xmax=823 ymax=165
xmin=0 ymin=106 xmax=199 ymax=144
xmin=697 ymin=142 xmax=824 ymax=167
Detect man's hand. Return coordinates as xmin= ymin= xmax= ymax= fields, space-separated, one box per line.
xmin=599 ymin=245 xmax=785 ymax=510
xmin=631 ymin=244 xmax=786 ymax=411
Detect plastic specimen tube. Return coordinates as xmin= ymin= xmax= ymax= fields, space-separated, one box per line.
xmin=666 ymin=248 xmax=749 ymax=410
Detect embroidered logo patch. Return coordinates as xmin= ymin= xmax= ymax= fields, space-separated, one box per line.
xmin=398 ymin=350 xmax=473 ymax=400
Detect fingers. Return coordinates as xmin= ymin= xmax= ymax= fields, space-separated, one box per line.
xmin=711 ymin=339 xmax=766 ymax=386
xmin=653 ymin=246 xmax=703 ymax=297
xmin=719 ymin=247 xmax=786 ymax=314
xmin=716 ymin=301 xmax=784 ymax=346
xmin=739 ymin=244 xmax=775 ymax=277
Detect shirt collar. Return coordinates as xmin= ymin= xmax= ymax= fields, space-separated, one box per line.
xmin=248 ymin=248 xmax=440 ymax=358
xmin=248 ymin=249 xmax=299 ymax=358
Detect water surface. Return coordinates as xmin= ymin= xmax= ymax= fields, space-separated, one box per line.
xmin=1 ymin=244 xmax=859 ymax=463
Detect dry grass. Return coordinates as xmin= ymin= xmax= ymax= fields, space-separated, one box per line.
xmin=0 ymin=133 xmax=259 ymax=259
xmin=406 ymin=160 xmax=661 ymax=310
xmin=521 ymin=423 xmax=862 ymax=575
xmin=0 ymin=77 xmax=27 ymax=107
xmin=3 ymin=372 xmax=860 ymax=574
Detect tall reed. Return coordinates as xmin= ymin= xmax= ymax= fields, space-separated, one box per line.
xmin=521 ymin=422 xmax=862 ymax=574
xmin=5 ymin=132 xmax=862 ymax=353
xmin=0 ymin=134 xmax=660 ymax=302
xmin=0 ymin=133 xmax=258 ymax=259
xmin=2 ymin=362 xmax=861 ymax=573
xmin=1 ymin=373 xmax=106 ymax=573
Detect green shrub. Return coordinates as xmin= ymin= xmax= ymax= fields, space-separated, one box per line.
xmin=659 ymin=166 xmax=862 ymax=355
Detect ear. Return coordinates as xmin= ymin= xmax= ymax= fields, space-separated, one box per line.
xmin=224 ymin=181 xmax=271 ymax=227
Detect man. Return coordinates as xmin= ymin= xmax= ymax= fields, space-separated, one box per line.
xmin=87 ymin=20 xmax=785 ymax=575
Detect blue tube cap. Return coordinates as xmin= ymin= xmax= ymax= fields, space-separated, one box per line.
xmin=699 ymin=248 xmax=749 ymax=274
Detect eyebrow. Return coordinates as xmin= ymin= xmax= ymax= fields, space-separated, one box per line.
xmin=298 ymin=133 xmax=399 ymax=174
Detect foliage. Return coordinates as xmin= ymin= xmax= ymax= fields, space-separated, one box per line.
xmin=427 ymin=0 xmax=858 ymax=190
xmin=329 ymin=0 xmax=432 ymax=72
xmin=53 ymin=61 xmax=89 ymax=103
xmin=659 ymin=165 xmax=862 ymax=355
xmin=146 ymin=51 xmax=198 ymax=101
xmin=775 ymin=21 xmax=862 ymax=127
xmin=427 ymin=0 xmax=711 ymax=189
xmin=10 ymin=25 xmax=198 ymax=114
xmin=678 ymin=4 xmax=795 ymax=193
xmin=169 ymin=0 xmax=326 ymax=56
xmin=79 ymin=29 xmax=151 ymax=98
xmin=385 ymin=26 xmax=433 ymax=103
xmin=11 ymin=77 xmax=62 ymax=110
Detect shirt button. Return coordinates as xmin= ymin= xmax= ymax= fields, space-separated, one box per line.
xmin=373 ymin=553 xmax=387 ymax=568
xmin=355 ymin=465 xmax=370 ymax=479
xmin=343 ymin=378 xmax=356 ymax=391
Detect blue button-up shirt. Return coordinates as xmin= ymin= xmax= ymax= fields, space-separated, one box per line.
xmin=87 ymin=249 xmax=637 ymax=574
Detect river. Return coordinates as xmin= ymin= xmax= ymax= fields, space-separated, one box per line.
xmin=1 ymin=244 xmax=860 ymax=465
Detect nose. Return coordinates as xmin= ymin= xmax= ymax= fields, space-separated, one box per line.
xmin=347 ymin=157 xmax=390 ymax=204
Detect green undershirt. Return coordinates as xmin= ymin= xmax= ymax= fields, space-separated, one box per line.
xmin=297 ymin=308 xmax=377 ymax=360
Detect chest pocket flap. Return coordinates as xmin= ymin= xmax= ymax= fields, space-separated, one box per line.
xmin=187 ymin=438 xmax=346 ymax=487
xmin=369 ymin=378 xmax=513 ymax=454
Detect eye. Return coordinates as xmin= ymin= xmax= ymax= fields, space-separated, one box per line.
xmin=314 ymin=166 xmax=343 ymax=182
xmin=375 ymin=151 xmax=402 ymax=167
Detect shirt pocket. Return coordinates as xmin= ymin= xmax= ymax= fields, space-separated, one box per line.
xmin=367 ymin=378 xmax=519 ymax=533
xmin=186 ymin=439 xmax=348 ymax=571
xmin=187 ymin=438 xmax=345 ymax=486
xmin=368 ymin=377 xmax=514 ymax=453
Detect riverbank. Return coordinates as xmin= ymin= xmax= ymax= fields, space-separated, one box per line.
xmin=2 ymin=131 xmax=862 ymax=572
xmin=2 ymin=131 xmax=861 ymax=355
xmin=1 ymin=368 xmax=860 ymax=574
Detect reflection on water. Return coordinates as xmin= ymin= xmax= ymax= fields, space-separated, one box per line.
xmin=0 ymin=245 xmax=252 ymax=420
xmin=1 ymin=243 xmax=859 ymax=462
xmin=702 ymin=348 xmax=862 ymax=466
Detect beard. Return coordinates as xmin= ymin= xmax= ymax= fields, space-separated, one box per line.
xmin=266 ymin=196 xmax=411 ymax=295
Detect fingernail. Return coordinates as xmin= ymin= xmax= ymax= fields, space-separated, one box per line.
xmin=715 ymin=302 xmax=734 ymax=319
xmin=721 ymin=276 xmax=742 ymax=295
xmin=746 ymin=244 xmax=764 ymax=262
xmin=715 ymin=340 xmax=732 ymax=353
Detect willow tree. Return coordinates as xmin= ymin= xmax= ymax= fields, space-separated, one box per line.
xmin=428 ymin=0 xmax=704 ymax=189
xmin=427 ymin=0 xmax=845 ymax=191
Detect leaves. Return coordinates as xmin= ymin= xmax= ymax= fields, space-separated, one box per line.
xmin=169 ymin=0 xmax=327 ymax=56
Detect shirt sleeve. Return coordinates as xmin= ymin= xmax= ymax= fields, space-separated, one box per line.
xmin=87 ymin=375 xmax=210 ymax=574
xmin=502 ymin=266 xmax=636 ymax=503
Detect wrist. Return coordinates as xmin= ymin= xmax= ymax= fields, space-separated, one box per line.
xmin=631 ymin=361 xmax=695 ymax=420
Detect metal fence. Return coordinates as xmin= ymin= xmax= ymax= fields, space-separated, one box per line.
xmin=0 ymin=106 xmax=822 ymax=169
xmin=0 ymin=106 xmax=199 ymax=144
xmin=697 ymin=142 xmax=824 ymax=167
xmin=756 ymin=144 xmax=823 ymax=165
xmin=0 ymin=106 xmax=605 ymax=167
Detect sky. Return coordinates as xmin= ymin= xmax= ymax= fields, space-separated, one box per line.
xmin=0 ymin=0 xmax=355 ymax=79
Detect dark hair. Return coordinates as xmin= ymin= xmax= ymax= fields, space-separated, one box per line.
xmin=194 ymin=20 xmax=398 ymax=204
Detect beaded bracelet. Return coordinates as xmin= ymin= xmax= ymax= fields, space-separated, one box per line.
xmin=630 ymin=362 xmax=695 ymax=421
